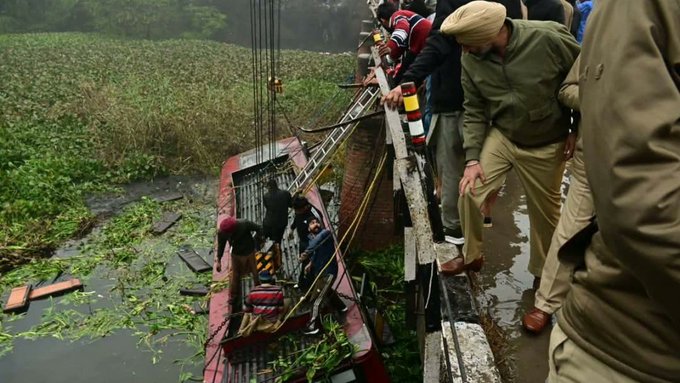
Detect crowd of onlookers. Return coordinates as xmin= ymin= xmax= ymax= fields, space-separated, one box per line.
xmin=375 ymin=0 xmax=679 ymax=381
xmin=214 ymin=0 xmax=679 ymax=381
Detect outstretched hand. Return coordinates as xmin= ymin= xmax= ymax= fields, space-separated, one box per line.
xmin=381 ymin=85 xmax=403 ymax=110
xmin=362 ymin=67 xmax=378 ymax=87
xmin=377 ymin=42 xmax=391 ymax=58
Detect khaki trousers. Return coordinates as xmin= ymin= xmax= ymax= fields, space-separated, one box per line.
xmin=231 ymin=252 xmax=260 ymax=304
xmin=459 ymin=129 xmax=565 ymax=276
xmin=548 ymin=323 xmax=639 ymax=383
xmin=536 ymin=148 xmax=594 ymax=313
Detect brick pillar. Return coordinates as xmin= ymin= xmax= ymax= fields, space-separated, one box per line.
xmin=339 ymin=20 xmax=401 ymax=251
xmin=339 ymin=118 xmax=402 ymax=251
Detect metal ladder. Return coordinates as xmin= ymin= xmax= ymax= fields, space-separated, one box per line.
xmin=288 ymin=85 xmax=381 ymax=193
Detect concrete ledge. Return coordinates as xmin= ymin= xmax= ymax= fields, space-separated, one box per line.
xmin=441 ymin=321 xmax=502 ymax=383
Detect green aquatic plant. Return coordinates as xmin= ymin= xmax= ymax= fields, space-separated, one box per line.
xmin=270 ymin=317 xmax=356 ymax=383
xmin=0 ymin=33 xmax=354 ymax=269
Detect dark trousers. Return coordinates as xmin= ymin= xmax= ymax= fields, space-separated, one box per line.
xmin=230 ymin=252 xmax=259 ymax=308
xmin=309 ymin=274 xmax=346 ymax=324
xmin=297 ymin=240 xmax=311 ymax=289
xmin=263 ymin=224 xmax=286 ymax=243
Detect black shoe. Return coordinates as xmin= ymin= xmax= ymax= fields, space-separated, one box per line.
xmin=303 ymin=321 xmax=319 ymax=335
xmin=483 ymin=216 xmax=493 ymax=228
xmin=443 ymin=227 xmax=464 ymax=245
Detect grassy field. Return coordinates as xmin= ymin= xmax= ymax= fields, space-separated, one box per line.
xmin=0 ymin=33 xmax=354 ymax=269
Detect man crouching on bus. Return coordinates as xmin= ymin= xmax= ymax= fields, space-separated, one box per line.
xmin=299 ymin=217 xmax=347 ymax=335
xmin=237 ymin=269 xmax=286 ymax=336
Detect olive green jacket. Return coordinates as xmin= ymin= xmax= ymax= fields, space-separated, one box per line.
xmin=559 ymin=0 xmax=680 ymax=381
xmin=461 ymin=19 xmax=580 ymax=161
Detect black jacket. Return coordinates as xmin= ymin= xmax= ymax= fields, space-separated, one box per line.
xmin=400 ymin=0 xmax=524 ymax=114
xmin=262 ymin=188 xmax=291 ymax=229
xmin=217 ymin=219 xmax=261 ymax=258
xmin=494 ymin=0 xmax=525 ymax=20
xmin=525 ymin=0 xmax=565 ymax=24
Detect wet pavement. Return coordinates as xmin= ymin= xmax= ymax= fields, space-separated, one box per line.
xmin=475 ymin=172 xmax=560 ymax=383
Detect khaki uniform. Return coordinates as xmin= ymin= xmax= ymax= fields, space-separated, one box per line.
xmin=458 ymin=19 xmax=579 ymax=275
xmin=556 ymin=1 xmax=680 ymax=382
xmin=560 ymin=0 xmax=574 ymax=31
xmin=548 ymin=324 xmax=639 ymax=383
xmin=535 ymin=55 xmax=595 ymax=314
xmin=230 ymin=252 xmax=259 ymax=304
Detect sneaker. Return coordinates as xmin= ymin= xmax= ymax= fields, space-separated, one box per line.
xmin=483 ymin=216 xmax=493 ymax=228
xmin=443 ymin=227 xmax=464 ymax=245
xmin=303 ymin=321 xmax=319 ymax=335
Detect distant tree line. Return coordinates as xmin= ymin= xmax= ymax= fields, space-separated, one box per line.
xmin=0 ymin=0 xmax=367 ymax=51
xmin=0 ymin=0 xmax=228 ymax=40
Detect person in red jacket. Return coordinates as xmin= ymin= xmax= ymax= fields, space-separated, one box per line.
xmin=376 ymin=2 xmax=432 ymax=83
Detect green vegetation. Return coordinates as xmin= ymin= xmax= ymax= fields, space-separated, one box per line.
xmin=0 ymin=194 xmax=216 ymax=380
xmin=271 ymin=318 xmax=356 ymax=383
xmin=354 ymin=246 xmax=422 ymax=383
xmin=0 ymin=33 xmax=354 ymax=269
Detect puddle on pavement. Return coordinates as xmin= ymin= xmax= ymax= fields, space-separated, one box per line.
xmin=475 ymin=171 xmax=568 ymax=382
xmin=0 ymin=176 xmax=217 ymax=383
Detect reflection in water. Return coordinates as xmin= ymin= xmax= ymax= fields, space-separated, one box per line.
xmin=475 ymin=172 xmax=568 ymax=382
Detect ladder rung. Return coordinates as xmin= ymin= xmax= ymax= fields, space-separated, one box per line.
xmin=289 ymin=87 xmax=380 ymax=192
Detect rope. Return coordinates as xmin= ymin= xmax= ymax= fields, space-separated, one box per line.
xmin=271 ymin=152 xmax=387 ymax=332
xmin=297 ymin=111 xmax=385 ymax=133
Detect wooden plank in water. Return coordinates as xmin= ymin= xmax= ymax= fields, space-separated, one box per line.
xmin=3 ymin=285 xmax=32 ymax=313
xmin=151 ymin=212 xmax=182 ymax=235
xmin=153 ymin=192 xmax=184 ymax=203
xmin=178 ymin=248 xmax=212 ymax=273
xmin=29 ymin=279 xmax=83 ymax=300
xmin=179 ymin=286 xmax=209 ymax=296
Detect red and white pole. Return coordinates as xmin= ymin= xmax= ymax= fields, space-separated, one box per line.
xmin=401 ymin=82 xmax=426 ymax=146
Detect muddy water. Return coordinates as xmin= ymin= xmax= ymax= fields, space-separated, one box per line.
xmin=1 ymin=331 xmax=198 ymax=383
xmin=0 ymin=176 xmax=216 ymax=383
xmin=475 ymin=172 xmax=565 ymax=383
xmin=1 ymin=169 xmax=560 ymax=382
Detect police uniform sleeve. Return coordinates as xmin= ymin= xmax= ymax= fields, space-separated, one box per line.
xmin=461 ymin=64 xmax=489 ymax=162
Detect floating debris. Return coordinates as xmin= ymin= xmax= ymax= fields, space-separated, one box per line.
xmin=3 ymin=285 xmax=31 ymax=313
xmin=179 ymin=286 xmax=209 ymax=297
xmin=29 ymin=279 xmax=83 ymax=300
xmin=177 ymin=247 xmax=211 ymax=273
xmin=153 ymin=192 xmax=184 ymax=203
xmin=151 ymin=212 xmax=182 ymax=235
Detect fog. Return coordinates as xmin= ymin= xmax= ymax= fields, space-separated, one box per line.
xmin=0 ymin=0 xmax=370 ymax=52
